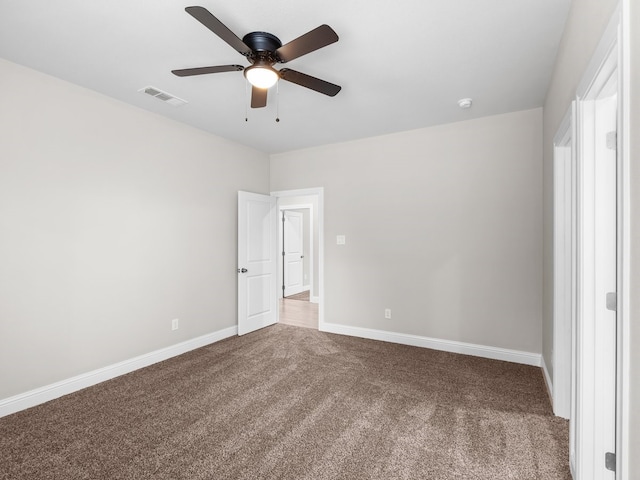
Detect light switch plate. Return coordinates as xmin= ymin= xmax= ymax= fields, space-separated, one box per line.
xmin=336 ymin=235 xmax=346 ymax=245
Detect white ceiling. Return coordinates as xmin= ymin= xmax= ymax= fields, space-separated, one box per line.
xmin=0 ymin=0 xmax=571 ymax=154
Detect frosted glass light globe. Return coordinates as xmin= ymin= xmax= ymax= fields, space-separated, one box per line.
xmin=245 ymin=66 xmax=279 ymax=89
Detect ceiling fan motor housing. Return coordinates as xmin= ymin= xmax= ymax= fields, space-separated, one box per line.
xmin=243 ymin=31 xmax=282 ymax=64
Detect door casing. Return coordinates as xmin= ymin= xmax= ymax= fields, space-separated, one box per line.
xmin=569 ymin=10 xmax=622 ymax=478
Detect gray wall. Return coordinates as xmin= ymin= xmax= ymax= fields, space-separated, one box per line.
xmin=541 ymin=0 xmax=618 ymax=382
xmin=271 ymin=109 xmax=543 ymax=353
xmin=0 ymin=59 xmax=269 ymax=399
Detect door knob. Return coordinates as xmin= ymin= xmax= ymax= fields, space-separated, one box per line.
xmin=237 ymin=268 xmax=248 ymax=273
xmin=300 ymin=255 xmax=304 ymax=258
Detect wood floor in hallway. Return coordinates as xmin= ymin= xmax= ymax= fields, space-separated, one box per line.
xmin=279 ymin=293 xmax=318 ymax=329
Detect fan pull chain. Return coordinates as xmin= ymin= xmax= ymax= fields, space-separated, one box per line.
xmin=244 ymin=79 xmax=249 ymax=122
xmin=275 ymin=80 xmax=280 ymax=123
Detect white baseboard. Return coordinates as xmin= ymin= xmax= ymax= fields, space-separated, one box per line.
xmin=310 ymin=296 xmax=319 ymax=304
xmin=1 ymin=323 xmax=543 ymax=418
xmin=0 ymin=326 xmax=237 ymax=418
xmin=541 ymin=354 xmax=553 ymax=404
xmin=320 ymin=322 xmax=541 ymax=367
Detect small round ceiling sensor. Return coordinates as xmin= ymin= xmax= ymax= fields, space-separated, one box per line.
xmin=458 ymin=98 xmax=473 ymax=109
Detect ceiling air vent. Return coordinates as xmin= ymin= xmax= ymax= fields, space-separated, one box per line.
xmin=139 ymin=86 xmax=187 ymax=107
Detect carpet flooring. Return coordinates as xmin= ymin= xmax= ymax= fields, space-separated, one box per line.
xmin=0 ymin=325 xmax=570 ymax=479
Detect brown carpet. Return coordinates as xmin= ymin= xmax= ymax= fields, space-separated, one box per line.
xmin=0 ymin=325 xmax=570 ymax=479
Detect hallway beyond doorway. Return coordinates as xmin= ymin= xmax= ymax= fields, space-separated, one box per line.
xmin=279 ymin=295 xmax=318 ymax=329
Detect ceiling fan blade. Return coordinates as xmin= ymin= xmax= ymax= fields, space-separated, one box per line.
xmin=172 ymin=65 xmax=244 ymax=77
xmin=185 ymin=6 xmax=252 ymax=56
xmin=276 ymin=25 xmax=338 ymax=63
xmin=279 ymin=69 xmax=341 ymax=97
xmin=251 ymin=86 xmax=268 ymax=108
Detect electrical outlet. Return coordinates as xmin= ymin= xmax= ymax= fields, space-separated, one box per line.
xmin=336 ymin=235 xmax=346 ymax=245
xmin=384 ymin=308 xmax=391 ymax=319
xmin=171 ymin=318 xmax=179 ymax=331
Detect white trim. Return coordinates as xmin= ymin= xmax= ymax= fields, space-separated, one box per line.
xmin=0 ymin=326 xmax=237 ymax=418
xmin=618 ymin=1 xmax=631 ymax=478
xmin=553 ymin=106 xmax=574 ymax=420
xmin=554 ymin=105 xmax=573 ymax=145
xmin=574 ymin=13 xmax=620 ymax=477
xmin=279 ymin=205 xmax=313 ymax=209
xmin=310 ymin=296 xmax=319 ymax=304
xmin=541 ymin=354 xmax=553 ymax=399
xmin=570 ymin=101 xmax=579 ymax=473
xmin=321 ymin=322 xmax=541 ymax=367
xmin=576 ymin=5 xmax=621 ymax=99
xmin=271 ymin=188 xmax=325 ymax=329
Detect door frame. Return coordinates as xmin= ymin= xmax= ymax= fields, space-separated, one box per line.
xmin=575 ymin=64 xmax=618 ymax=480
xmin=279 ymin=204 xmax=314 ymax=300
xmin=618 ymin=2 xmax=632 ymax=478
xmin=271 ymin=188 xmax=325 ymax=329
xmin=552 ymin=104 xmax=575 ymax=422
xmin=570 ymin=6 xmax=630 ymax=478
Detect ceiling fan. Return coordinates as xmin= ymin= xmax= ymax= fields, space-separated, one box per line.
xmin=172 ymin=6 xmax=341 ymax=108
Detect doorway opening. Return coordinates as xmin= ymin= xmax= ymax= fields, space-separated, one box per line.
xmin=271 ymin=188 xmax=325 ymax=330
xmin=279 ymin=204 xmax=317 ymax=329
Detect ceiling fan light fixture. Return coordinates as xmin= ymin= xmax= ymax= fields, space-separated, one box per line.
xmin=244 ymin=65 xmax=279 ymax=89
xmin=174 ymin=8 xmax=341 ymax=108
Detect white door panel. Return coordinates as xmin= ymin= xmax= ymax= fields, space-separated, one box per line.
xmin=283 ymin=210 xmax=304 ymax=296
xmin=238 ymin=191 xmax=277 ymax=335
xmin=247 ymin=274 xmax=272 ymax=316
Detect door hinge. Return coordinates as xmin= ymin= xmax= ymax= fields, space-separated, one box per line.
xmin=605 ymin=452 xmax=616 ymax=472
xmin=606 ymin=131 xmax=617 ymax=150
xmin=606 ymin=292 xmax=617 ymax=312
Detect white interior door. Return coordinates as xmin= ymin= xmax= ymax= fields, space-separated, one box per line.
xmin=238 ymin=191 xmax=277 ymax=336
xmin=283 ymin=210 xmax=304 ymax=297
